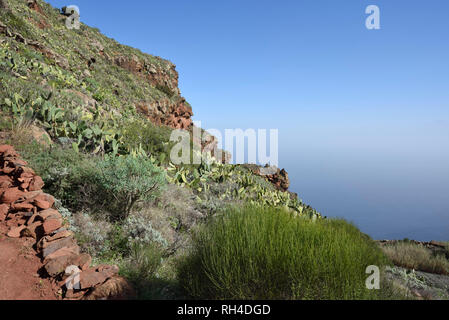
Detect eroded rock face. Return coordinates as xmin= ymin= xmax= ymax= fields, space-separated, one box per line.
xmin=249 ymin=165 xmax=291 ymax=192
xmin=113 ymin=53 xmax=196 ymax=131
xmin=0 ymin=145 xmax=134 ymax=300
xmin=114 ymin=55 xmax=180 ymax=96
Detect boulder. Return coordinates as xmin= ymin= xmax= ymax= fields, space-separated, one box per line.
xmin=37 ymin=230 xmax=74 ymax=251
xmin=29 ymin=175 xmax=44 ymax=191
xmin=37 ymin=208 xmax=62 ymax=221
xmin=34 ymin=199 xmax=50 ymax=210
xmin=1 ymin=188 xmax=25 ymax=204
xmin=45 ymin=253 xmax=91 ymax=277
xmin=41 ymin=236 xmax=76 ymax=258
xmin=42 ymin=217 xmax=63 ymax=235
xmin=79 ymin=265 xmax=119 ymax=289
xmin=33 ymin=193 xmax=55 ymax=208
xmin=43 ymin=246 xmax=80 ymax=264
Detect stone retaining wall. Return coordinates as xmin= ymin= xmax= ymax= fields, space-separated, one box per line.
xmin=0 ymin=145 xmax=135 ymax=300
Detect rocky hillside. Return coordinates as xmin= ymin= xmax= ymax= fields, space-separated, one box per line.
xmin=1 ymin=0 xmax=193 ymax=130
xmin=0 ymin=0 xmax=318 ymax=210
xmin=0 ymin=0 xmax=322 ymax=300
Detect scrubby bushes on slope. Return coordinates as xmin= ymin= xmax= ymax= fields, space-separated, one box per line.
xmin=96 ymin=154 xmax=167 ymax=220
xmin=178 ymin=205 xmax=391 ymax=300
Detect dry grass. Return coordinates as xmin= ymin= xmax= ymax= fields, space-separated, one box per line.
xmin=3 ymin=122 xmax=35 ymax=147
xmin=382 ymin=243 xmax=449 ymax=275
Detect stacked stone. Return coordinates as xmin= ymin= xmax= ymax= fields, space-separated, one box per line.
xmin=0 ymin=145 xmax=134 ymax=300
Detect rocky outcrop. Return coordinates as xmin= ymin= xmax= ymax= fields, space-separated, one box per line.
xmin=247 ymin=165 xmax=291 ymax=192
xmin=136 ymin=98 xmax=193 ymax=130
xmin=112 ymin=53 xmax=195 ymax=130
xmin=0 ymin=145 xmax=135 ymax=300
xmin=27 ymin=0 xmax=43 ymax=14
xmin=114 ymin=54 xmax=180 ymax=97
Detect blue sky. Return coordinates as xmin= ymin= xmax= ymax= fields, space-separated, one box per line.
xmin=47 ymin=0 xmax=449 ymax=240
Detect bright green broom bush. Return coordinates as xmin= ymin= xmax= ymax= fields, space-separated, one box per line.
xmin=178 ymin=205 xmax=391 ymax=300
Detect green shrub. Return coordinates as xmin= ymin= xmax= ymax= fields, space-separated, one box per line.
xmin=122 ymin=214 xmax=168 ymax=248
xmin=96 ymin=154 xmax=167 ymax=220
xmin=17 ymin=143 xmax=99 ymax=209
xmin=122 ymin=243 xmax=163 ymax=282
xmin=178 ymin=205 xmax=390 ymax=300
xmin=121 ymin=120 xmax=174 ymax=164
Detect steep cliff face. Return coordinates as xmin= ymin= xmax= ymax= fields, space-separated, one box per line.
xmin=113 ymin=54 xmax=193 ymax=130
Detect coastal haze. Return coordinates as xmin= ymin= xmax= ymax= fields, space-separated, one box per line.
xmin=47 ymin=0 xmax=449 ymax=241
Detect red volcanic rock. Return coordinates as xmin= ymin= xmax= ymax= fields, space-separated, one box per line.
xmin=43 ymin=246 xmax=80 ymax=264
xmin=41 ymin=236 xmax=77 ymax=258
xmin=136 ymin=98 xmax=193 ymax=131
xmin=44 ymin=254 xmax=80 ymax=277
xmin=1 ymin=187 xmax=25 ymax=204
xmin=0 ymin=176 xmax=12 ymax=188
xmin=114 ymin=54 xmax=180 ymax=95
xmin=21 ymin=221 xmax=43 ymax=239
xmin=33 ymin=193 xmax=55 ymax=210
xmin=37 ymin=230 xmax=74 ymax=252
xmin=11 ymin=202 xmax=35 ymax=212
xmin=79 ymin=265 xmax=119 ymax=289
xmin=39 ymin=208 xmax=61 ymax=220
xmin=44 ymin=253 xmax=91 ymax=277
xmin=35 ymin=199 xmax=50 ymax=210
xmin=29 ymin=176 xmax=44 ymax=191
xmin=0 ymin=144 xmax=133 ymax=299
xmin=0 ymin=203 xmax=9 ymax=221
xmin=42 ymin=218 xmax=63 ymax=235
xmin=249 ymin=165 xmax=291 ymax=192
xmin=7 ymin=225 xmax=27 ymax=238
xmin=0 ymin=145 xmax=14 ymax=154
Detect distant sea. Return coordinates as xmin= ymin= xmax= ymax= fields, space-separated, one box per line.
xmin=286 ymin=156 xmax=449 ymax=242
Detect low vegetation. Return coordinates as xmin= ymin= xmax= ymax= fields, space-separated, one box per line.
xmin=381 ymin=242 xmax=449 ymax=275
xmin=1 ymin=0 xmax=443 ymax=300
xmin=178 ymin=205 xmax=392 ymax=300
xmin=96 ymin=154 xmax=167 ymax=220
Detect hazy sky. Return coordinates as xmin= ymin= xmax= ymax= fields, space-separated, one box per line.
xmin=47 ymin=0 xmax=449 ymax=240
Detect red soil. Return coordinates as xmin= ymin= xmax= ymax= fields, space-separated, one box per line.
xmin=0 ymin=224 xmax=57 ymax=300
